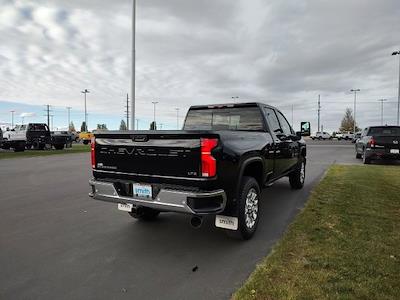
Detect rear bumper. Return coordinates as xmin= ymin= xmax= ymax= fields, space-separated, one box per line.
xmin=365 ymin=148 xmax=400 ymax=160
xmin=88 ymin=178 xmax=227 ymax=215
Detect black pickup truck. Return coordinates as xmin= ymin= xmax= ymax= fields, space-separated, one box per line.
xmin=355 ymin=126 xmax=400 ymax=164
xmin=89 ymin=103 xmax=306 ymax=239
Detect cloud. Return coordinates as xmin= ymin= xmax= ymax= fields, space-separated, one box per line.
xmin=0 ymin=0 xmax=399 ymax=131
xmin=20 ymin=112 xmax=36 ymax=117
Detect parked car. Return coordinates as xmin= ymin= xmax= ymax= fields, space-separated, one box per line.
xmin=352 ymin=132 xmax=361 ymax=143
xmin=310 ymin=132 xmax=332 ymax=140
xmin=333 ymin=132 xmax=343 ymax=140
xmin=51 ymin=131 xmax=73 ymax=150
xmin=355 ymin=126 xmax=400 ymax=164
xmin=342 ymin=132 xmax=354 ymax=140
xmin=88 ymin=102 xmax=307 ymax=240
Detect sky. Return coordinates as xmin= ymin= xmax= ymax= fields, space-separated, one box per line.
xmin=0 ymin=0 xmax=399 ymax=132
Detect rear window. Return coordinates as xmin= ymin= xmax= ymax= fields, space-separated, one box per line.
xmin=28 ymin=124 xmax=49 ymax=131
xmin=368 ymin=127 xmax=400 ymax=136
xmin=183 ymin=107 xmax=264 ymax=131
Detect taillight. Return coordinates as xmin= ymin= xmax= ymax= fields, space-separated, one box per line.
xmin=200 ymin=138 xmax=218 ymax=177
xmin=91 ymin=137 xmax=96 ymax=169
xmin=368 ymin=137 xmax=376 ymax=148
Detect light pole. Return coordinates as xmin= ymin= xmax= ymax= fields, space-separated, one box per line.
xmin=350 ymin=89 xmax=360 ymax=133
xmin=392 ymin=51 xmax=400 ymax=125
xmin=81 ymin=89 xmax=90 ymax=131
xmin=152 ymin=101 xmax=158 ymax=130
xmin=130 ymin=0 xmax=136 ymax=130
xmin=50 ymin=115 xmax=54 ymax=131
xmin=10 ymin=110 xmax=15 ymax=128
xmin=160 ymin=123 xmax=163 ymax=130
xmin=175 ymin=108 xmax=180 ymax=129
xmin=378 ymin=99 xmax=387 ymax=125
xmin=66 ymin=107 xmax=72 ymax=130
xmin=231 ymin=96 xmax=239 ymax=102
xmin=136 ymin=118 xmax=139 ymax=130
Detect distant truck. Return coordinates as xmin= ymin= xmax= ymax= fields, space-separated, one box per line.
xmin=2 ymin=123 xmax=51 ymax=152
xmin=310 ymin=132 xmax=332 ymax=140
xmin=51 ymin=131 xmax=73 ymax=150
xmin=79 ymin=132 xmax=94 ymax=145
xmin=355 ymin=126 xmax=400 ymax=164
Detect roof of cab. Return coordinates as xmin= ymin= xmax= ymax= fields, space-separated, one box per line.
xmin=189 ymin=102 xmax=277 ymax=110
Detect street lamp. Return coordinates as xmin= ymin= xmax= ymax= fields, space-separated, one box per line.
xmin=392 ymin=51 xmax=400 ymax=125
xmin=10 ymin=110 xmax=15 ymax=128
xmin=350 ymin=89 xmax=360 ymax=133
xmin=152 ymin=101 xmax=158 ymax=130
xmin=175 ymin=108 xmax=180 ymax=129
xmin=81 ymin=89 xmax=90 ymax=131
xmin=66 ymin=107 xmax=72 ymax=130
xmin=378 ymin=99 xmax=387 ymax=125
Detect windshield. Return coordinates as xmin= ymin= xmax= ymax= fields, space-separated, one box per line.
xmin=368 ymin=127 xmax=400 ymax=136
xmin=183 ymin=106 xmax=264 ymax=131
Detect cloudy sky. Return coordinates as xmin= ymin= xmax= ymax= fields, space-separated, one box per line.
xmin=0 ymin=0 xmax=399 ymax=131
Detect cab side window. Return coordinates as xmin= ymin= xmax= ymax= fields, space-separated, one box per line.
xmin=264 ymin=107 xmax=281 ymax=133
xmin=276 ymin=111 xmax=293 ymax=135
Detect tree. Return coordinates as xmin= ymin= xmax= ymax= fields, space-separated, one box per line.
xmin=97 ymin=124 xmax=108 ymax=130
xmin=119 ymin=120 xmax=127 ymax=130
xmin=339 ymin=108 xmax=360 ymax=132
xmin=69 ymin=121 xmax=75 ymax=132
xmin=149 ymin=121 xmax=157 ymax=130
xmin=81 ymin=121 xmax=87 ymax=132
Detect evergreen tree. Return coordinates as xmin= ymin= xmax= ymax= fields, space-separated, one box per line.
xmin=119 ymin=120 xmax=127 ymax=130
xmin=150 ymin=121 xmax=157 ymax=130
xmin=69 ymin=121 xmax=75 ymax=132
xmin=81 ymin=121 xmax=87 ymax=132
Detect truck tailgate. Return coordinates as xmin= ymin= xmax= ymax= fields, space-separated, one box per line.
xmin=94 ymin=132 xmax=213 ymax=178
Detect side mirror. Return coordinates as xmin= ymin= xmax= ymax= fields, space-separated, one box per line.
xmin=296 ymin=131 xmax=302 ymax=139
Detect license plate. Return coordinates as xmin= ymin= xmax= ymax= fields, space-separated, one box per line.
xmin=390 ymin=149 xmax=400 ymax=154
xmin=215 ymin=215 xmax=238 ymax=230
xmin=118 ymin=203 xmax=133 ymax=212
xmin=132 ymin=183 xmax=152 ymax=198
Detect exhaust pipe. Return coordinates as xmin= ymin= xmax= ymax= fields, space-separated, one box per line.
xmin=190 ymin=216 xmax=203 ymax=228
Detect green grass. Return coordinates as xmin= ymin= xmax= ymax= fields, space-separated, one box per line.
xmin=0 ymin=144 xmax=90 ymax=159
xmin=234 ymin=165 xmax=400 ymax=300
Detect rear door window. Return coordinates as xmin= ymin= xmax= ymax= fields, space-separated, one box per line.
xmin=264 ymin=107 xmax=281 ymax=133
xmin=276 ymin=111 xmax=293 ymax=135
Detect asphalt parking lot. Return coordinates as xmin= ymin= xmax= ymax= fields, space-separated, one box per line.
xmin=0 ymin=140 xmax=360 ymax=300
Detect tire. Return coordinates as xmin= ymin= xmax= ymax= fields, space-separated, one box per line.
xmin=363 ymin=150 xmax=371 ymax=164
xmin=230 ymin=176 xmax=261 ymax=240
xmin=38 ymin=143 xmax=45 ymax=150
xmin=318 ymin=136 xmax=322 ymax=140
xmin=356 ymin=152 xmax=362 ymax=159
xmin=129 ymin=207 xmax=160 ymax=221
xmin=289 ymin=158 xmax=306 ymax=189
xmin=54 ymin=144 xmax=64 ymax=150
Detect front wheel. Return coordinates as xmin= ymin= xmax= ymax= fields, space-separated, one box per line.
xmin=289 ymin=158 xmax=306 ymax=189
xmin=232 ymin=176 xmax=261 ymax=240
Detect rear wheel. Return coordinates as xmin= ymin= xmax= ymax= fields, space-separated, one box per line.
xmin=289 ymin=158 xmax=306 ymax=189
xmin=129 ymin=207 xmax=160 ymax=221
xmin=83 ymin=140 xmax=89 ymax=145
xmin=229 ymin=176 xmax=260 ymax=240
xmin=363 ymin=149 xmax=371 ymax=164
xmin=356 ymin=152 xmax=362 ymax=159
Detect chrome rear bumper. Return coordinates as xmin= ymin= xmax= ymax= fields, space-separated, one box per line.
xmin=88 ymin=179 xmax=226 ymax=215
